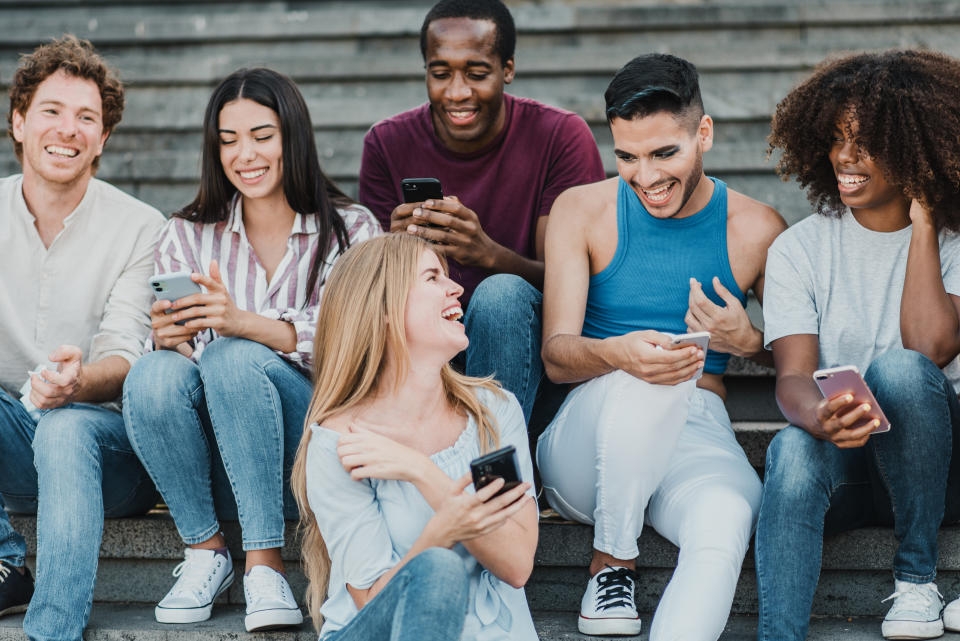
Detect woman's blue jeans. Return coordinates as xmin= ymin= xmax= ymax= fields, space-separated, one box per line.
xmin=123 ymin=338 xmax=311 ymax=550
xmin=322 ymin=548 xmax=469 ymax=641
xmin=755 ymin=349 xmax=960 ymax=640
xmin=0 ymin=391 xmax=157 ymax=641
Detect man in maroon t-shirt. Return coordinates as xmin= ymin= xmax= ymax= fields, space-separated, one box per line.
xmin=358 ymin=0 xmax=604 ymax=423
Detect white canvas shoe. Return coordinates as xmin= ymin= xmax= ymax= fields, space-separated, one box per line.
xmin=881 ymin=580 xmax=943 ymax=639
xmin=243 ymin=565 xmax=303 ymax=631
xmin=577 ymin=565 xmax=642 ymax=636
xmin=155 ymin=548 xmax=234 ymax=624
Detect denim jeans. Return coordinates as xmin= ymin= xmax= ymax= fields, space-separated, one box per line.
xmin=322 ymin=548 xmax=469 ymax=641
xmin=465 ymin=274 xmax=546 ymax=424
xmin=0 ymin=388 xmax=158 ymax=641
xmin=755 ymin=349 xmax=960 ymax=640
xmin=123 ymin=338 xmax=311 ymax=550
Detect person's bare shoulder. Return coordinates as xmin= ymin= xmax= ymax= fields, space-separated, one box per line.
xmin=727 ymin=188 xmax=788 ymax=251
xmin=549 ymin=176 xmax=618 ymax=232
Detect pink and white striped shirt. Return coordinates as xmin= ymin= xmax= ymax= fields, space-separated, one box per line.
xmin=151 ymin=198 xmax=381 ymax=374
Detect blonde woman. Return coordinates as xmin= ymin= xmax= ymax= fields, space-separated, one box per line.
xmin=291 ymin=234 xmax=539 ymax=640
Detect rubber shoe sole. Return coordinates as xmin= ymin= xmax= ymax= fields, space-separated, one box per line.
xmin=155 ymin=569 xmax=234 ymax=624
xmin=881 ymin=617 xmax=944 ymax=640
xmin=578 ymin=614 xmax=642 ymax=636
xmin=245 ymin=606 xmax=303 ymax=632
xmin=0 ymin=604 xmax=28 ymax=618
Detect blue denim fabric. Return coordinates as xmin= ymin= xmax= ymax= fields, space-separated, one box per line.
xmin=0 ymin=387 xmax=157 ymax=641
xmin=756 ymin=349 xmax=960 ymax=640
xmin=464 ymin=274 xmax=544 ymax=424
xmin=123 ymin=338 xmax=311 ymax=551
xmin=322 ymin=548 xmax=469 ymax=641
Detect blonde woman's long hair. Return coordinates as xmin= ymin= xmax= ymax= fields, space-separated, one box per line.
xmin=291 ymin=233 xmax=502 ymax=631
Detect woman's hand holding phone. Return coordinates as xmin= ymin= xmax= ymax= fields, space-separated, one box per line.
xmin=423 ymin=473 xmax=532 ymax=549
xmin=811 ymin=393 xmax=878 ymax=448
xmin=173 ymin=260 xmax=247 ymax=337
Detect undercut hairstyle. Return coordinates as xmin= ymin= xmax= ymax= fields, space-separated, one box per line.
xmin=7 ymin=34 xmax=124 ymax=171
xmin=176 ymin=67 xmax=353 ymax=298
xmin=770 ymin=50 xmax=960 ymax=231
xmin=419 ymin=0 xmax=516 ymax=65
xmin=604 ymin=53 xmax=704 ymax=130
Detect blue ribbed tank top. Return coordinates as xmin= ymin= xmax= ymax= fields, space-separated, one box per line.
xmin=582 ymin=177 xmax=745 ymax=375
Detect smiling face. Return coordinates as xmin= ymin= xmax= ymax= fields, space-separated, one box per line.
xmin=403 ymin=249 xmax=468 ymax=361
xmin=424 ymin=17 xmax=515 ymax=155
xmin=609 ymin=110 xmax=713 ymax=219
xmin=11 ymin=69 xmax=109 ymax=189
xmin=828 ymin=116 xmax=906 ymax=215
xmin=218 ymin=98 xmax=284 ymax=203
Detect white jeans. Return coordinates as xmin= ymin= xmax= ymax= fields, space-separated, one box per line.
xmin=536 ymin=370 xmax=762 ymax=641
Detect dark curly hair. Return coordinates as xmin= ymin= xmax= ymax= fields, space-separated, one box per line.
xmin=769 ymin=50 xmax=960 ymax=231
xmin=7 ymin=34 xmax=124 ymax=172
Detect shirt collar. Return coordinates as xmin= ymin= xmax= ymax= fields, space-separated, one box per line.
xmin=227 ymin=194 xmax=315 ymax=236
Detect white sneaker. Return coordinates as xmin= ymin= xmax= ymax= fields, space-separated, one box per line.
xmin=881 ymin=580 xmax=944 ymax=639
xmin=577 ymin=565 xmax=642 ymax=636
xmin=155 ymin=548 xmax=234 ymax=624
xmin=243 ymin=565 xmax=303 ymax=631
xmin=944 ymin=595 xmax=960 ymax=631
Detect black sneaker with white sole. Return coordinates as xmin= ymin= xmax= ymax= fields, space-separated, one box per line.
xmin=0 ymin=560 xmax=33 ymax=617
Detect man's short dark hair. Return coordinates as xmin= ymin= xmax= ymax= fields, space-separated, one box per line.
xmin=419 ymin=0 xmax=516 ymax=65
xmin=604 ymin=53 xmax=704 ymax=129
xmin=7 ymin=34 xmax=124 ymax=171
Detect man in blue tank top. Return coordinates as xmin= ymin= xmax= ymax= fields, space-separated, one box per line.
xmin=535 ymin=54 xmax=786 ymax=639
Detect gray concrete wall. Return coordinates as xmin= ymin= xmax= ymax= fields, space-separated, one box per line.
xmin=1 ymin=0 xmax=959 ymax=220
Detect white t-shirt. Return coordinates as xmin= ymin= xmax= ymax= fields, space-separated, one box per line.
xmin=763 ymin=210 xmax=960 ymax=392
xmin=0 ymin=174 xmax=165 ymax=397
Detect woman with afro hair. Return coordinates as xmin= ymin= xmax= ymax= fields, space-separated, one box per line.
xmin=755 ymin=49 xmax=960 ymax=640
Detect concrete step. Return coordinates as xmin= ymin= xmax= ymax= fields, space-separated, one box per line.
xmin=0 ymin=605 xmax=939 ymax=641
xmin=13 ymin=505 xmax=960 ymax=616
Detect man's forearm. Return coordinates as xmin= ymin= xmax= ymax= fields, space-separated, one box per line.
xmin=487 ymin=242 xmax=544 ymax=289
xmin=542 ymin=333 xmax=618 ymax=384
xmin=75 ymin=355 xmax=131 ymax=403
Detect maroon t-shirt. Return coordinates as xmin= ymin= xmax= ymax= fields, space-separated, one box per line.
xmin=358 ymin=93 xmax=605 ymax=303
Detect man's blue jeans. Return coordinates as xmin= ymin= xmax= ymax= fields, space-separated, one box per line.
xmin=756 ymin=349 xmax=960 ymax=640
xmin=0 ymin=389 xmax=158 ymax=641
xmin=123 ymin=338 xmax=310 ymax=550
xmin=322 ymin=548 xmax=469 ymax=641
xmin=464 ymin=274 xmax=546 ymax=425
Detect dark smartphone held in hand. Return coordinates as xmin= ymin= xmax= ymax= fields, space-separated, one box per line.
xmin=470 ymin=446 xmax=521 ymax=499
xmin=401 ymin=177 xmax=443 ymax=203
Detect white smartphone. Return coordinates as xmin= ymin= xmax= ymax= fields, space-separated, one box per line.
xmin=148 ymin=271 xmax=203 ymax=326
xmin=813 ymin=365 xmax=891 ymax=434
xmin=669 ymin=331 xmax=710 ymax=380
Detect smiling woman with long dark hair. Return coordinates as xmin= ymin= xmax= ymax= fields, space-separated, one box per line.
xmin=121 ymin=67 xmax=380 ymax=631
xmin=756 ymin=50 xmax=960 ymax=641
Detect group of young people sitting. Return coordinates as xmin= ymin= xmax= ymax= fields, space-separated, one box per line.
xmin=1 ymin=2 xmax=960 ymax=641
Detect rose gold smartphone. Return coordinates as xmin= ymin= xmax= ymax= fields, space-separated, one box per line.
xmin=813 ymin=365 xmax=891 ymax=434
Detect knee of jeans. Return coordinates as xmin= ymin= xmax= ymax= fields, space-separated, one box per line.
xmin=124 ymin=350 xmax=199 ymax=406
xmin=764 ymin=427 xmax=828 ymax=502
xmin=684 ymin=487 xmax=757 ymax=557
xmin=33 ymin=411 xmax=97 ymax=473
xmin=465 ymin=274 xmax=536 ymax=329
xmin=864 ymin=348 xmax=938 ymax=393
xmin=199 ymin=337 xmax=271 ymax=375
xmin=410 ymin=548 xmax=469 ymax=604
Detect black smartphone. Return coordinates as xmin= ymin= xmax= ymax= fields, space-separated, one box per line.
xmin=401 ymin=177 xmax=443 ymax=203
xmin=470 ymin=446 xmax=521 ymax=498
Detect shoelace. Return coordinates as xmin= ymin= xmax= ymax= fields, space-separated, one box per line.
xmin=0 ymin=563 xmax=9 ymax=583
xmin=246 ymin=569 xmax=287 ymax=604
xmin=882 ymin=584 xmax=943 ymax=612
xmin=595 ymin=566 xmax=637 ymax=611
xmin=169 ymin=553 xmax=220 ymax=598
